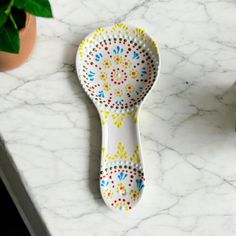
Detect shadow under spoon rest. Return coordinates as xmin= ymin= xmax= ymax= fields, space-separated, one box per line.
xmin=76 ymin=24 xmax=160 ymax=211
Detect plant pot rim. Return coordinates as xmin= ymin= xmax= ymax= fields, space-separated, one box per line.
xmin=19 ymin=12 xmax=34 ymax=36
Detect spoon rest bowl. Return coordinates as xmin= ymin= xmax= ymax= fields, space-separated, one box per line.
xmin=76 ymin=24 xmax=160 ymax=211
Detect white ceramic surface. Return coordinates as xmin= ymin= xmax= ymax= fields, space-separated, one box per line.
xmin=76 ymin=24 xmax=159 ymax=211
xmin=0 ymin=0 xmax=236 ymax=235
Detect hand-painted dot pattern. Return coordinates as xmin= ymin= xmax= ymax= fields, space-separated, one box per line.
xmin=100 ymin=163 xmax=145 ymax=211
xmin=77 ymin=25 xmax=159 ymax=111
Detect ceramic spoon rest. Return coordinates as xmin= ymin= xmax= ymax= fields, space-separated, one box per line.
xmin=76 ymin=24 xmax=160 ymax=211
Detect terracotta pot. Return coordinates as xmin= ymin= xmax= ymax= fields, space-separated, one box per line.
xmin=0 ymin=13 xmax=37 ymax=72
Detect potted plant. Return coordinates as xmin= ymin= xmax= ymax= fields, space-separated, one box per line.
xmin=0 ymin=0 xmax=53 ymax=71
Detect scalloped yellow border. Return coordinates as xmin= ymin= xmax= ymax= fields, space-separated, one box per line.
xmin=78 ymin=23 xmax=159 ymax=59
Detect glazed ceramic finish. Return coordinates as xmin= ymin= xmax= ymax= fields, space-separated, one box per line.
xmin=1 ymin=0 xmax=236 ymax=235
xmin=76 ymin=24 xmax=159 ymax=211
xmin=99 ymin=108 xmax=143 ymax=211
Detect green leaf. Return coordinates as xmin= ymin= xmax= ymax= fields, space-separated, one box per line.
xmin=0 ymin=19 xmax=20 ymax=53
xmin=0 ymin=0 xmax=10 ymax=28
xmin=0 ymin=13 xmax=7 ymax=28
xmin=14 ymin=0 xmax=53 ymax=17
xmin=11 ymin=7 xmax=26 ymax=29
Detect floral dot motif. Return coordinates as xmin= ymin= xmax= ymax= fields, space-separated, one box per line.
xmin=115 ymin=88 xmax=123 ymax=97
xmin=114 ymin=55 xmax=123 ymax=64
xmin=125 ymin=83 xmax=135 ymax=93
xmin=78 ymin=24 xmax=159 ymax=111
xmin=130 ymin=190 xmax=139 ymax=201
xmin=103 ymin=189 xmax=114 ymax=199
xmin=122 ymin=59 xmax=132 ymax=69
xmin=111 ymin=69 xmax=127 ymax=85
xmin=130 ymin=69 xmax=138 ymax=79
xmin=99 ymin=72 xmax=108 ymax=81
xmin=100 ymin=158 xmax=145 ymax=211
xmin=103 ymin=59 xmax=112 ymax=68
xmin=104 ymin=82 xmax=110 ymax=91
xmin=117 ymin=183 xmax=126 ymax=195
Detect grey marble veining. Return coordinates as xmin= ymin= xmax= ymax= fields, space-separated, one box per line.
xmin=0 ymin=0 xmax=236 ymax=235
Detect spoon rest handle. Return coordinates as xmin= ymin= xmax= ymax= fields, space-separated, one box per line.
xmin=98 ymin=108 xmax=145 ymax=211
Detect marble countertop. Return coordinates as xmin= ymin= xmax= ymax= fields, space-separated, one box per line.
xmin=1 ymin=0 xmax=236 ymax=235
